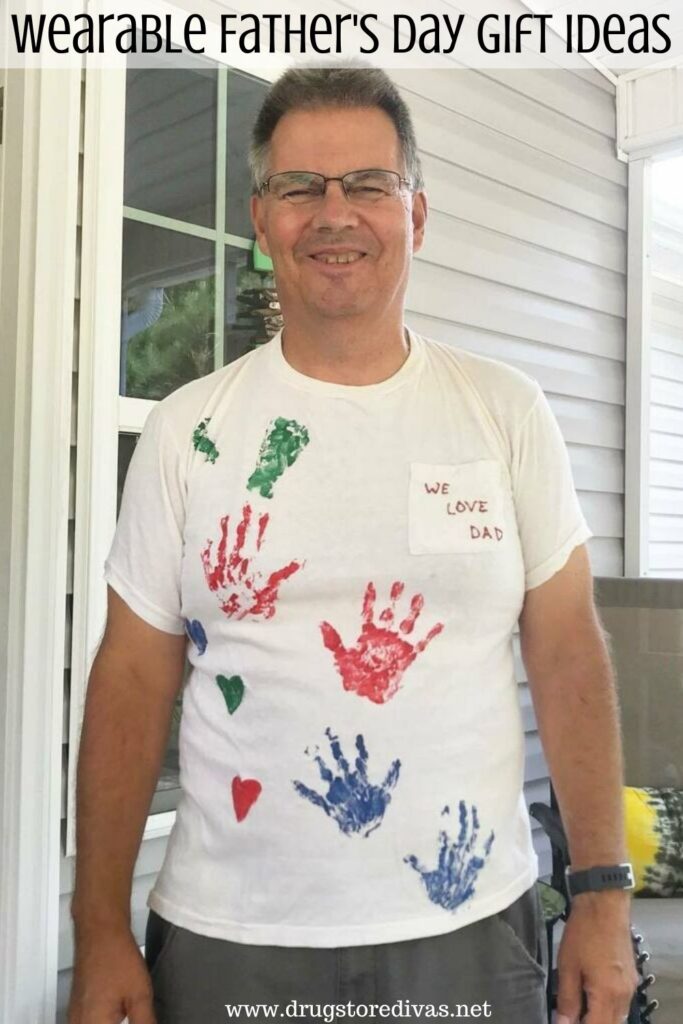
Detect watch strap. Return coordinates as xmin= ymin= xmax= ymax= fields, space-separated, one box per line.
xmin=565 ymin=862 xmax=635 ymax=897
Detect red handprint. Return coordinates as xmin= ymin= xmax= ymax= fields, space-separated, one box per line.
xmin=320 ymin=581 xmax=444 ymax=704
xmin=201 ymin=503 xmax=303 ymax=619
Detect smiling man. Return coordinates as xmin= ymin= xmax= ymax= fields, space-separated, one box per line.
xmin=250 ymin=103 xmax=423 ymax=360
xmin=69 ymin=66 xmax=638 ymax=1024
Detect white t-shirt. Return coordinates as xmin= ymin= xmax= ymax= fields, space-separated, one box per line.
xmin=104 ymin=326 xmax=592 ymax=947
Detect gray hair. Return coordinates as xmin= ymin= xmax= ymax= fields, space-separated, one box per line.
xmin=248 ymin=65 xmax=424 ymax=192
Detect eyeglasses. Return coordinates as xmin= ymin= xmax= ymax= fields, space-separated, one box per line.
xmin=257 ymin=169 xmax=413 ymax=204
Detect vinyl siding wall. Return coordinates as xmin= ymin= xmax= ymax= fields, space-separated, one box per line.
xmin=56 ymin=66 xmax=625 ymax=1018
xmin=649 ymin=200 xmax=683 ymax=577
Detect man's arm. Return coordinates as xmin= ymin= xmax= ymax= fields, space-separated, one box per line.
xmin=518 ymin=542 xmax=628 ymax=874
xmin=70 ymin=585 xmax=187 ymax=935
xmin=518 ymin=543 xmax=638 ymax=1024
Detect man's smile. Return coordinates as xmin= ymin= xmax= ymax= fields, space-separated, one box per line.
xmin=304 ymin=247 xmax=369 ymax=271
xmin=311 ymin=251 xmax=366 ymax=264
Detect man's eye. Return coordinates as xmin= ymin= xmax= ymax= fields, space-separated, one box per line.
xmin=283 ymin=188 xmax=316 ymax=198
xmin=350 ymin=186 xmax=385 ymax=195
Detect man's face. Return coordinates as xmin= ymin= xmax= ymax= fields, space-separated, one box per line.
xmin=251 ymin=105 xmax=427 ymax=324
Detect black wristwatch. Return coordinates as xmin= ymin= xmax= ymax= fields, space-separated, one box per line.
xmin=565 ymin=863 xmax=635 ymax=898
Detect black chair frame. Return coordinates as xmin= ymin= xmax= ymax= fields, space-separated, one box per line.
xmin=529 ymin=783 xmax=658 ymax=1023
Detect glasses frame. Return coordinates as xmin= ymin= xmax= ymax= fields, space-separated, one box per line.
xmin=257 ymin=168 xmax=414 ymax=202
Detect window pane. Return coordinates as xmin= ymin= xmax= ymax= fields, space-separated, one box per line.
xmin=121 ymin=220 xmax=216 ymax=400
xmin=125 ymin=66 xmax=217 ymax=228
xmin=150 ymin=693 xmax=182 ymax=814
xmin=225 ymin=70 xmax=269 ymax=239
xmin=116 ymin=433 xmax=138 ymax=517
xmin=224 ymin=245 xmax=281 ymax=364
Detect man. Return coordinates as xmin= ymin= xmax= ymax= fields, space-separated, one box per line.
xmin=69 ymin=66 xmax=638 ymax=1024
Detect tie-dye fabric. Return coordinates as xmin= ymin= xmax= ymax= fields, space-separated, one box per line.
xmin=103 ymin=327 xmax=592 ymax=947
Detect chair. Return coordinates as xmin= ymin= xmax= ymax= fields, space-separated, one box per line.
xmin=530 ymin=782 xmax=658 ymax=1023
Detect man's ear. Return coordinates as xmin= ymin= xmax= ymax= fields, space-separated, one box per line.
xmin=250 ymin=194 xmax=272 ymax=257
xmin=411 ymin=190 xmax=428 ymax=255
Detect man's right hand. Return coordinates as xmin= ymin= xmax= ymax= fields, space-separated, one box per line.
xmin=69 ymin=588 xmax=187 ymax=1023
xmin=67 ymin=926 xmax=156 ymax=1024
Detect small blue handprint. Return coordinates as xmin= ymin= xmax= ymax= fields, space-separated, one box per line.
xmin=404 ymin=801 xmax=495 ymax=911
xmin=293 ymin=726 xmax=401 ymax=838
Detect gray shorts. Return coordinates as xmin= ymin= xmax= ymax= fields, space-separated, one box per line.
xmin=145 ymin=884 xmax=547 ymax=1024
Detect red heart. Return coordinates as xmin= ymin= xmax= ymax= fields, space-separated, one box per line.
xmin=232 ymin=776 xmax=262 ymax=822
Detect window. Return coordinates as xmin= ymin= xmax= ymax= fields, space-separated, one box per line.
xmin=118 ymin=62 xmax=273 ymax=815
xmin=647 ymin=156 xmax=683 ymax=580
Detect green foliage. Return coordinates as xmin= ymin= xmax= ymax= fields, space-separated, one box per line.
xmin=642 ymin=787 xmax=683 ymax=897
xmin=125 ymin=277 xmax=215 ymax=400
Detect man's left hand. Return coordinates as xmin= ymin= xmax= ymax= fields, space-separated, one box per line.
xmin=554 ymin=891 xmax=640 ymax=1024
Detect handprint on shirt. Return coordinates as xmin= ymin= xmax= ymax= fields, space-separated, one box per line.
xmin=292 ymin=726 xmax=401 ymax=837
xmin=192 ymin=417 xmax=220 ymax=464
xmin=404 ymin=801 xmax=495 ymax=911
xmin=320 ymin=581 xmax=444 ymax=704
xmin=201 ymin=503 xmax=304 ymax=619
xmin=247 ymin=416 xmax=310 ymax=498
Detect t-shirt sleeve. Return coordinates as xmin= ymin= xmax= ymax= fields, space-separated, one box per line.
xmin=103 ymin=402 xmax=187 ymax=634
xmin=511 ymin=384 xmax=594 ymax=592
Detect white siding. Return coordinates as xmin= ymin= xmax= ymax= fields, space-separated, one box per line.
xmin=649 ymin=201 xmax=683 ymax=576
xmin=57 ymin=65 xmax=625 ymax=1018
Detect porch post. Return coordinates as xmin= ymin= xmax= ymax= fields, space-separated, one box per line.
xmin=0 ymin=62 xmax=81 ymax=1023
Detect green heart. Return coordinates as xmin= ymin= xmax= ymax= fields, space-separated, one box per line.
xmin=216 ymin=674 xmax=245 ymax=715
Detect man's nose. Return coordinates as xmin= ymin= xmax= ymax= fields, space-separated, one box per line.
xmin=310 ymin=179 xmax=361 ymax=229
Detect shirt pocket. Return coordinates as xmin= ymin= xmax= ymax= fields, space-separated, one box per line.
xmin=408 ymin=459 xmax=508 ymax=555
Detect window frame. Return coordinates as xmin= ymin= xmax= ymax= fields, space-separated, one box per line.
xmin=624 ymin=156 xmax=652 ymax=577
xmin=618 ymin=68 xmax=683 ymax=576
xmin=67 ymin=59 xmax=275 ymax=857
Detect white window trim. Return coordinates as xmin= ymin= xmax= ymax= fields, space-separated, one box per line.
xmin=0 ymin=61 xmax=81 ymax=1023
xmin=624 ymin=158 xmax=652 ymax=577
xmin=617 ymin=64 xmax=683 ymax=161
xmin=119 ymin=397 xmax=156 ymax=434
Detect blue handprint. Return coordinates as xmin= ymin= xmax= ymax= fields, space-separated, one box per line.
xmin=293 ymin=726 xmax=401 ymax=838
xmin=404 ymin=801 xmax=495 ymax=911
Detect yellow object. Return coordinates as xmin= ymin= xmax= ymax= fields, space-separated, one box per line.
xmin=623 ymin=785 xmax=683 ymax=896
xmin=624 ymin=787 xmax=661 ymax=893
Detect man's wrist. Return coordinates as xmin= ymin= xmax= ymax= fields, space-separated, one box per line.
xmin=71 ymin=900 xmax=131 ymax=935
xmin=570 ymin=888 xmax=632 ymax=914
